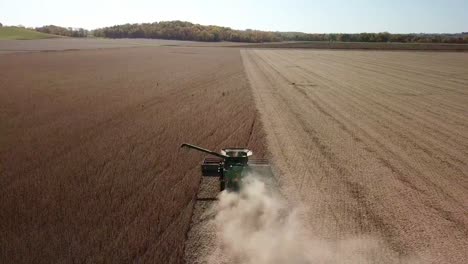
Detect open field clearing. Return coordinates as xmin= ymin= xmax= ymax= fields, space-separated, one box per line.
xmin=240 ymin=49 xmax=468 ymax=263
xmin=0 ymin=46 xmax=264 ymax=263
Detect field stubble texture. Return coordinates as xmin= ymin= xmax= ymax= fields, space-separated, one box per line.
xmin=0 ymin=46 xmax=264 ymax=263
xmin=241 ymin=49 xmax=468 ymax=263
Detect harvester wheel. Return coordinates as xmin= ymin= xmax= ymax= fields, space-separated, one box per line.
xmin=220 ymin=181 xmax=225 ymax=191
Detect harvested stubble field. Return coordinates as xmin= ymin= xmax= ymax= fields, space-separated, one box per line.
xmin=240 ymin=41 xmax=468 ymax=51
xmin=0 ymin=46 xmax=264 ymax=263
xmin=240 ymin=50 xmax=468 ymax=263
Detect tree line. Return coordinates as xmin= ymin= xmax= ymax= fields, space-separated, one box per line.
xmin=92 ymin=21 xmax=283 ymax=42
xmin=35 ymin=25 xmax=88 ymax=38
xmin=30 ymin=21 xmax=468 ymax=44
xmin=92 ymin=21 xmax=468 ymax=44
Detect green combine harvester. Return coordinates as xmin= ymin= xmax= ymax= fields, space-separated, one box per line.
xmin=181 ymin=143 xmax=272 ymax=192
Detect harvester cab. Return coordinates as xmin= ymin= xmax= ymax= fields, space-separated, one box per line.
xmin=180 ymin=143 xmax=271 ymax=192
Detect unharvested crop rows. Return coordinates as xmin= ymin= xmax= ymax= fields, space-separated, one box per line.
xmin=242 ymin=49 xmax=468 ymax=263
xmin=0 ymin=47 xmax=265 ymax=264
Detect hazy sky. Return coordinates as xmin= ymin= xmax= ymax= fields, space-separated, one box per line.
xmin=1 ymin=0 xmax=467 ymax=33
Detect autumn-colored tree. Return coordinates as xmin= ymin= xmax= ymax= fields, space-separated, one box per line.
xmin=35 ymin=25 xmax=88 ymax=37
xmin=88 ymin=21 xmax=468 ymax=44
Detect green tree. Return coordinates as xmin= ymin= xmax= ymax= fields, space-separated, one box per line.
xmin=89 ymin=21 xmax=468 ymax=44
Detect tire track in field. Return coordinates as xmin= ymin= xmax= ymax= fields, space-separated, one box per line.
xmin=243 ymin=50 xmax=409 ymax=262
xmin=242 ymin=49 xmax=468 ymax=264
xmin=267 ymin=50 xmax=468 ymax=173
xmin=289 ymin=50 xmax=468 ymax=119
xmin=257 ymin=49 xmax=467 ymax=216
xmin=293 ymin=52 xmax=468 ymax=180
xmin=250 ymin=50 xmax=466 ymax=226
xmin=307 ymin=51 xmax=468 ymax=114
xmin=275 ymin=50 xmax=468 ymax=142
xmin=256 ymin=50 xmax=468 ymax=194
xmin=284 ymin=54 xmax=468 ymax=172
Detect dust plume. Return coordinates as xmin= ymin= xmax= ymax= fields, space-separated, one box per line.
xmin=208 ymin=175 xmax=417 ymax=264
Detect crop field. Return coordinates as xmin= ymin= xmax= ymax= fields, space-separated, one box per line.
xmin=240 ymin=50 xmax=468 ymax=263
xmin=1 ymin=39 xmax=467 ymax=264
xmin=3 ymin=38 xmax=466 ymax=55
xmin=0 ymin=46 xmax=265 ymax=263
xmin=240 ymin=41 xmax=468 ymax=51
xmin=0 ymin=38 xmax=250 ymax=54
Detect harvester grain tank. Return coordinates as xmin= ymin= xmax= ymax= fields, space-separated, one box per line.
xmin=180 ymin=143 xmax=271 ymax=192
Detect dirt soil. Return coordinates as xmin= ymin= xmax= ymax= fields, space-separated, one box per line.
xmin=0 ymin=46 xmax=263 ymax=263
xmin=0 ymin=38 xmax=250 ymax=54
xmin=240 ymin=49 xmax=468 ymax=263
xmin=238 ymin=41 xmax=468 ymax=51
xmin=3 ymin=38 xmax=466 ymax=55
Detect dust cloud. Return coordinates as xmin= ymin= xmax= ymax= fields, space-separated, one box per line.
xmin=207 ymin=175 xmax=417 ymax=264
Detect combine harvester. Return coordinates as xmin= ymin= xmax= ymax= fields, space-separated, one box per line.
xmin=181 ymin=143 xmax=273 ymax=192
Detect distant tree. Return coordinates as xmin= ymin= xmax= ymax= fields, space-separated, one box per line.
xmin=376 ymin=32 xmax=391 ymax=42
xmin=0 ymin=22 xmax=3 ymax=27
xmin=36 ymin=25 xmax=88 ymax=37
xmin=89 ymin=21 xmax=468 ymax=44
xmin=340 ymin=34 xmax=352 ymax=42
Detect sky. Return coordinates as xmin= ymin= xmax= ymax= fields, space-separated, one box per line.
xmin=1 ymin=0 xmax=467 ymax=33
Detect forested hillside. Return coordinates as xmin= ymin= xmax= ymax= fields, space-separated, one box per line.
xmin=93 ymin=21 xmax=468 ymax=43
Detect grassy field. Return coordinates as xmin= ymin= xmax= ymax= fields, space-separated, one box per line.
xmin=0 ymin=26 xmax=60 ymax=40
